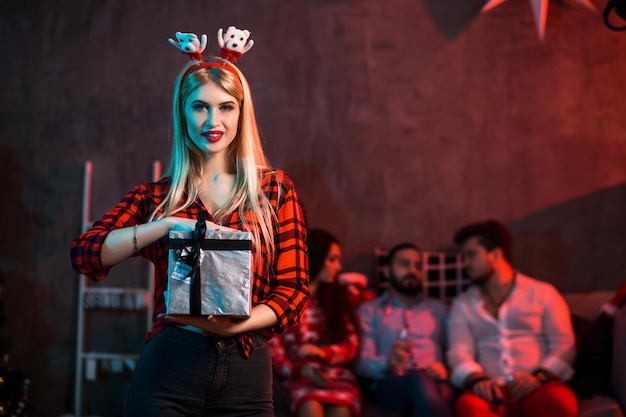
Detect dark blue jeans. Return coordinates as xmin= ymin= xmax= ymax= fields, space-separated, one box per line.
xmin=124 ymin=326 xmax=274 ymax=417
xmin=372 ymin=370 xmax=454 ymax=417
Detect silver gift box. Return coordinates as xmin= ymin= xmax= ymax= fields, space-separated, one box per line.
xmin=165 ymin=229 xmax=252 ymax=317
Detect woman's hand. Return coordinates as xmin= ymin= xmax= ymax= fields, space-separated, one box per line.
xmin=301 ymin=363 xmax=329 ymax=388
xmin=164 ymin=314 xmax=244 ymax=337
xmin=165 ymin=216 xmax=236 ymax=233
xmin=298 ymin=344 xmax=325 ymax=360
xmin=163 ymin=304 xmax=278 ymax=336
xmin=102 ymin=217 xmax=236 ymax=266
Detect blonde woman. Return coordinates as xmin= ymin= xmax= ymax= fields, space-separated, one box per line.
xmin=71 ymin=30 xmax=309 ymax=416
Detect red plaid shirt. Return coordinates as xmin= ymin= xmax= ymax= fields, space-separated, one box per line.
xmin=71 ymin=169 xmax=309 ymax=358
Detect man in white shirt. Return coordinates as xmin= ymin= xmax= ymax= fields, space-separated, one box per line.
xmin=447 ymin=219 xmax=578 ymax=417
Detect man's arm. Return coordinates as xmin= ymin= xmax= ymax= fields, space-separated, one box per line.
xmin=537 ymin=286 xmax=576 ymax=381
xmin=354 ymin=302 xmax=389 ymax=379
xmin=447 ymin=296 xmax=485 ymax=388
xmin=504 ymin=284 xmax=576 ymax=402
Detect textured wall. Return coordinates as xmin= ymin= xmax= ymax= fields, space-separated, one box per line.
xmin=1 ymin=0 xmax=625 ymax=415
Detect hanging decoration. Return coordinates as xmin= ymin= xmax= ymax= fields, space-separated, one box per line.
xmin=481 ymin=0 xmax=596 ymax=39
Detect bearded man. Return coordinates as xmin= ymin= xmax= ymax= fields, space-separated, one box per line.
xmin=448 ymin=219 xmax=578 ymax=417
xmin=354 ymin=243 xmax=454 ymax=417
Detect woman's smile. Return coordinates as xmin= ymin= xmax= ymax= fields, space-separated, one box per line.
xmin=202 ymin=129 xmax=224 ymax=143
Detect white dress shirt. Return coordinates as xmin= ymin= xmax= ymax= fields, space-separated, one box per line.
xmin=447 ymin=273 xmax=576 ymax=388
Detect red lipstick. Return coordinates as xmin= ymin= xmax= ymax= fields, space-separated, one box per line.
xmin=202 ymin=130 xmax=224 ymax=143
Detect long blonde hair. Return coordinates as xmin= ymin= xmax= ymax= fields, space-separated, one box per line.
xmin=151 ymin=59 xmax=277 ymax=261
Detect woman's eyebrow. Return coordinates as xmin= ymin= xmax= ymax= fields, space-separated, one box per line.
xmin=191 ymin=99 xmax=236 ymax=105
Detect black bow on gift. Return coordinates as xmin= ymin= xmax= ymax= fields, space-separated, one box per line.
xmin=604 ymin=0 xmax=626 ymax=30
xmin=178 ymin=215 xmax=206 ymax=315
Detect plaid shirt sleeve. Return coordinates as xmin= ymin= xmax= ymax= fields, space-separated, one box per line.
xmin=259 ymin=170 xmax=309 ymax=335
xmin=70 ymin=184 xmax=148 ymax=281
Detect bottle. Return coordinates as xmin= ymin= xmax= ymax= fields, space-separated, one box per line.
xmin=393 ymin=327 xmax=411 ymax=376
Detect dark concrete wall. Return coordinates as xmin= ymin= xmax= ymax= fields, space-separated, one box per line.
xmin=1 ymin=0 xmax=625 ymax=415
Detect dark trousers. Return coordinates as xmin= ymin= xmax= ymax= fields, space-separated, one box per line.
xmin=124 ymin=326 xmax=274 ymax=417
xmin=372 ymin=370 xmax=455 ymax=417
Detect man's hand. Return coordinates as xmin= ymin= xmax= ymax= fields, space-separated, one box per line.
xmin=472 ymin=378 xmax=506 ymax=403
xmin=387 ymin=340 xmax=411 ymax=372
xmin=425 ymin=361 xmax=448 ymax=380
xmin=506 ymin=373 xmax=541 ymax=401
xmin=301 ymin=363 xmax=329 ymax=388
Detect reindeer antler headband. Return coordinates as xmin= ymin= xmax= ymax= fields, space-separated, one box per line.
xmin=168 ymin=26 xmax=254 ymax=94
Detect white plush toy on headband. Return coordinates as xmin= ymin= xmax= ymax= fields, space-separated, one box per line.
xmin=168 ymin=31 xmax=208 ymax=61
xmin=217 ymin=26 xmax=254 ymax=63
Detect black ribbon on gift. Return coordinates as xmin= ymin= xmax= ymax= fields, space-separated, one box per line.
xmin=178 ymin=215 xmax=206 ymax=315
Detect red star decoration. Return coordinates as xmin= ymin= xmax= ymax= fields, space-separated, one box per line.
xmin=481 ymin=0 xmax=596 ymax=39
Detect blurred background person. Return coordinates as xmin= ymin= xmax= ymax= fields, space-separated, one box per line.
xmin=354 ymin=243 xmax=453 ymax=417
xmin=269 ymin=229 xmax=361 ymax=417
xmin=448 ymin=219 xmax=577 ymax=417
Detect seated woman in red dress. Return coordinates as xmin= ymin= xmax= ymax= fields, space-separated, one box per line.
xmin=269 ymin=229 xmax=362 ymax=417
